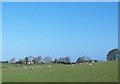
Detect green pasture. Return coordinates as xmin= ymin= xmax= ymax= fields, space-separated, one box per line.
xmin=2 ymin=61 xmax=118 ymax=82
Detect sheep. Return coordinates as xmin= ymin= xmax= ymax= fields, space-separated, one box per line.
xmin=71 ymin=64 xmax=74 ymax=66
xmin=79 ymin=63 xmax=82 ymax=65
xmin=89 ymin=63 xmax=92 ymax=66
xmin=48 ymin=65 xmax=51 ymax=68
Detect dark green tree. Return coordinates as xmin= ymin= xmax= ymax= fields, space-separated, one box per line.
xmin=54 ymin=58 xmax=59 ymax=63
xmin=17 ymin=59 xmax=23 ymax=64
xmin=58 ymin=57 xmax=66 ymax=63
xmin=76 ymin=57 xmax=83 ymax=63
xmin=25 ymin=57 xmax=28 ymax=65
xmin=107 ymin=48 xmax=120 ymax=61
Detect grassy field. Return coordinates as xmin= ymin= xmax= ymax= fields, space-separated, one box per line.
xmin=2 ymin=61 xmax=118 ymax=82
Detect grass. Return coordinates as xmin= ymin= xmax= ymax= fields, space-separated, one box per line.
xmin=2 ymin=61 xmax=118 ymax=82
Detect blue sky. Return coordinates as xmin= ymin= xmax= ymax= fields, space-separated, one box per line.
xmin=2 ymin=2 xmax=118 ymax=62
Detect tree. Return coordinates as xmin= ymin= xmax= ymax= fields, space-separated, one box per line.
xmin=58 ymin=57 xmax=66 ymax=63
xmin=85 ymin=56 xmax=91 ymax=62
xmin=65 ymin=56 xmax=71 ymax=63
xmin=32 ymin=57 xmax=38 ymax=64
xmin=43 ymin=56 xmax=53 ymax=64
xmin=58 ymin=57 xmax=71 ymax=64
xmin=37 ymin=56 xmax=42 ymax=63
xmin=76 ymin=57 xmax=83 ymax=63
xmin=32 ymin=56 xmax=42 ymax=64
xmin=16 ymin=59 xmax=23 ymax=64
xmin=107 ymin=48 xmax=120 ymax=61
xmin=28 ymin=56 xmax=33 ymax=62
xmin=54 ymin=58 xmax=59 ymax=63
xmin=9 ymin=58 xmax=16 ymax=63
xmin=25 ymin=57 xmax=28 ymax=65
xmin=94 ymin=60 xmax=98 ymax=62
xmin=116 ymin=54 xmax=120 ymax=60
xmin=58 ymin=57 xmax=63 ymax=63
xmin=76 ymin=55 xmax=91 ymax=63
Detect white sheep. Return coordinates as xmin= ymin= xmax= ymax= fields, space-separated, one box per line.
xmin=79 ymin=63 xmax=82 ymax=65
xmin=48 ymin=65 xmax=51 ymax=68
xmin=71 ymin=64 xmax=74 ymax=66
xmin=89 ymin=63 xmax=92 ymax=66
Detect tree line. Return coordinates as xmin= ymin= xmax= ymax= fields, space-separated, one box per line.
xmin=5 ymin=55 xmax=96 ymax=65
xmin=2 ymin=48 xmax=120 ymax=64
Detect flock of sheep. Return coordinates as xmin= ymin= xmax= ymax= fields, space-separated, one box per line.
xmin=8 ymin=62 xmax=93 ymax=70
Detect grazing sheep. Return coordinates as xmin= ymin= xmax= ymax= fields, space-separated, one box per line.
xmin=48 ymin=65 xmax=51 ymax=68
xmin=71 ymin=64 xmax=74 ymax=66
xmin=89 ymin=63 xmax=92 ymax=66
xmin=79 ymin=63 xmax=82 ymax=65
xmin=28 ymin=62 xmax=30 ymax=65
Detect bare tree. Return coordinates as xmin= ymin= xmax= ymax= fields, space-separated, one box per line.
xmin=76 ymin=55 xmax=91 ymax=63
xmin=59 ymin=57 xmax=72 ymax=64
xmin=58 ymin=57 xmax=66 ymax=63
xmin=28 ymin=56 xmax=33 ymax=62
xmin=43 ymin=56 xmax=52 ymax=64
xmin=37 ymin=56 xmax=42 ymax=63
xmin=32 ymin=57 xmax=38 ymax=64
xmin=54 ymin=58 xmax=59 ymax=63
xmin=32 ymin=56 xmax=42 ymax=64
xmin=16 ymin=59 xmax=23 ymax=64
xmin=9 ymin=58 xmax=16 ymax=63
xmin=65 ymin=56 xmax=71 ymax=63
